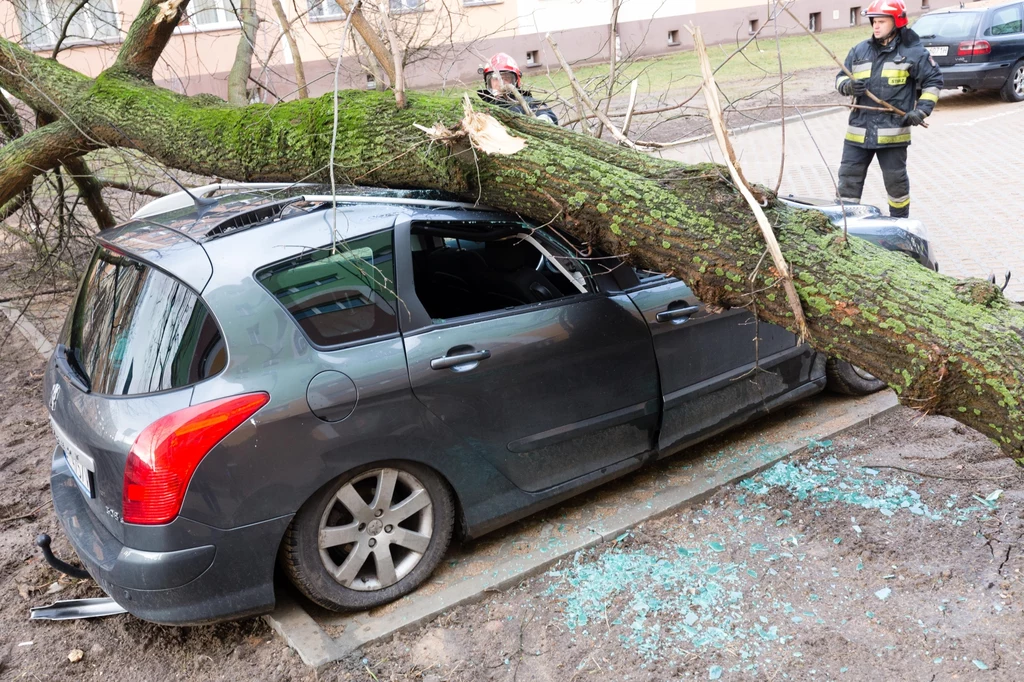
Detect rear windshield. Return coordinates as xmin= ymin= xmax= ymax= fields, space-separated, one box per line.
xmin=63 ymin=247 xmax=226 ymax=395
xmin=913 ymin=12 xmax=982 ymax=41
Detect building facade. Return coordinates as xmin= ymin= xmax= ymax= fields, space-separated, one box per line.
xmin=0 ymin=0 xmax=961 ymax=100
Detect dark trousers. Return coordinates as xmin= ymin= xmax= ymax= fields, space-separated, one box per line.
xmin=837 ymin=144 xmax=910 ymax=218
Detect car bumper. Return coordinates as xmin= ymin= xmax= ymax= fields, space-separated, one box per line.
xmin=940 ymin=62 xmax=1012 ymax=90
xmin=50 ymin=447 xmax=292 ymax=625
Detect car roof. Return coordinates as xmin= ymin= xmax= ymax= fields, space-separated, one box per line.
xmin=96 ymin=184 xmax=511 ymax=292
xmin=924 ymin=0 xmax=1013 ymax=13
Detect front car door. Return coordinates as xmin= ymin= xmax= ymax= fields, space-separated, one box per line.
xmin=623 ymin=269 xmax=824 ymax=455
xmin=395 ymin=214 xmax=661 ymax=493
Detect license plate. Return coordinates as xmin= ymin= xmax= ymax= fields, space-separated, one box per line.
xmin=927 ymin=46 xmax=949 ymax=57
xmin=51 ymin=419 xmax=95 ymax=497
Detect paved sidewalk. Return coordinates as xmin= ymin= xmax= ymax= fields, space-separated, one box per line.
xmin=659 ymin=90 xmax=1024 ymax=301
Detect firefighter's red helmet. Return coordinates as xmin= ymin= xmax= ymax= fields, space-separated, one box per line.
xmin=863 ymin=0 xmax=909 ymax=29
xmin=482 ymin=53 xmax=522 ymax=88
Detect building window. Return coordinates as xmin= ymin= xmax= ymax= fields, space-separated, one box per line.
xmin=809 ymin=12 xmax=822 ymax=33
xmin=183 ymin=0 xmax=237 ymax=27
xmin=667 ymin=29 xmax=679 ymax=45
xmin=525 ymin=50 xmax=539 ymax=66
xmin=366 ymin=74 xmax=376 ymax=90
xmin=15 ymin=0 xmax=118 ymax=50
xmin=850 ymin=7 xmax=860 ymax=26
xmin=309 ymin=0 xmax=345 ymax=21
xmin=390 ymin=0 xmax=420 ymax=11
xmin=749 ymin=19 xmax=760 ymax=35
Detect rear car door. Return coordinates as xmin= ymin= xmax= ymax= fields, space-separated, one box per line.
xmin=982 ymin=3 xmax=1024 ymax=66
xmin=397 ymin=217 xmax=661 ymax=493
xmin=625 ymin=271 xmax=820 ymax=455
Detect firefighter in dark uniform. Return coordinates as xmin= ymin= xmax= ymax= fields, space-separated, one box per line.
xmin=477 ymin=53 xmax=559 ymax=125
xmin=836 ymin=0 xmax=943 ymax=218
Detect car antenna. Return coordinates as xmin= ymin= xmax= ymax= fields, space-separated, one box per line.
xmin=107 ymin=122 xmax=219 ymax=217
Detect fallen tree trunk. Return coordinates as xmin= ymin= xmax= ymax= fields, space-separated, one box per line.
xmin=0 ymin=5 xmax=1021 ymax=458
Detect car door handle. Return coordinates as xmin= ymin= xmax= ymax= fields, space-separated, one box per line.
xmin=430 ymin=349 xmax=492 ymax=371
xmin=655 ymin=305 xmax=700 ymax=323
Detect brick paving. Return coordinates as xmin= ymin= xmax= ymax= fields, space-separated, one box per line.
xmin=659 ymin=90 xmax=1024 ymax=301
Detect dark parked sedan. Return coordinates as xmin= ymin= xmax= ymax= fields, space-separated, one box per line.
xmin=43 ymin=185 xmax=933 ymax=624
xmin=914 ymin=0 xmax=1024 ymax=101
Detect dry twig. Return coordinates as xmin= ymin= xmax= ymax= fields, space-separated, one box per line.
xmin=689 ymin=24 xmax=808 ymax=340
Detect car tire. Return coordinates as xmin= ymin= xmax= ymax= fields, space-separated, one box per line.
xmin=825 ymin=358 xmax=886 ymax=396
xmin=281 ymin=462 xmax=454 ymax=611
xmin=1000 ymin=60 xmax=1024 ymax=103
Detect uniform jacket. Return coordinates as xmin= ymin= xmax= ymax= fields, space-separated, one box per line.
xmin=477 ymin=89 xmax=559 ymax=125
xmin=836 ymin=28 xmax=943 ymax=149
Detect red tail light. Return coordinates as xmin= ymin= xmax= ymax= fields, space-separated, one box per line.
xmin=958 ymin=40 xmax=991 ymax=56
xmin=122 ymin=393 xmax=269 ymax=524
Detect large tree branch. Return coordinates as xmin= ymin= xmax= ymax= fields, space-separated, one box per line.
xmin=334 ymin=0 xmax=396 ymax=86
xmin=0 ymin=120 xmax=97 ymax=209
xmin=112 ymin=0 xmax=192 ymax=80
xmin=0 ymin=39 xmax=92 ymax=118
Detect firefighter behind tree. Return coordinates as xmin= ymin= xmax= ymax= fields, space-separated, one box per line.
xmin=477 ymin=53 xmax=559 ymax=125
xmin=836 ymin=0 xmax=943 ymax=218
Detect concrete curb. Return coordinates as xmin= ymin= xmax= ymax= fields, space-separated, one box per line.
xmin=0 ymin=302 xmax=55 ymax=359
xmin=268 ymin=389 xmax=899 ymax=668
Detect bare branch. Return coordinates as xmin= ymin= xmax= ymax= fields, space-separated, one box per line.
xmin=50 ymin=0 xmax=93 ymax=59
xmin=61 ymin=156 xmax=116 ymax=229
xmin=690 ymin=24 xmax=808 ymax=340
xmin=270 ymin=0 xmax=309 ymax=99
xmin=546 ymin=34 xmax=642 ymax=150
xmin=334 ymin=0 xmax=397 ymax=85
xmin=228 ymin=0 xmax=261 ymax=105
xmin=375 ymin=1 xmax=406 ymax=109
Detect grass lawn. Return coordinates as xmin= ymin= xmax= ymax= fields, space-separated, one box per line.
xmin=440 ymin=25 xmax=869 ymax=99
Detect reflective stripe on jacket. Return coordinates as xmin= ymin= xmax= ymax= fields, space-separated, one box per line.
xmin=835 ymin=28 xmax=944 ymax=149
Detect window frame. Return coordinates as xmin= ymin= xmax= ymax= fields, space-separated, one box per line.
xmin=175 ymin=0 xmax=242 ymax=34
xmin=403 ymin=222 xmax=599 ymax=334
xmin=254 ymin=229 xmax=401 ymax=352
xmin=390 ymin=0 xmax=422 ymax=14
xmin=15 ymin=0 xmax=121 ymax=51
xmin=308 ymin=0 xmax=347 ymax=23
xmin=984 ymin=4 xmax=1024 ymax=36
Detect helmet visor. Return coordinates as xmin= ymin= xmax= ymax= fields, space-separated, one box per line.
xmin=487 ymin=70 xmax=518 ymax=94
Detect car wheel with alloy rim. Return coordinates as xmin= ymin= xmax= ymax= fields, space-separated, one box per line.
xmin=281 ymin=463 xmax=454 ymax=611
xmin=1000 ymin=60 xmax=1024 ymax=103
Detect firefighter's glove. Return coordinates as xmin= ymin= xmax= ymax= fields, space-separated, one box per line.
xmin=901 ymin=109 xmax=927 ymax=127
xmin=839 ymin=79 xmax=867 ymax=97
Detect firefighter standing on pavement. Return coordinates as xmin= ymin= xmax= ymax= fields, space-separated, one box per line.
xmin=835 ymin=0 xmax=943 ymax=218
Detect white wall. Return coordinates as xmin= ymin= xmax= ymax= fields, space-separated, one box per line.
xmin=516 ymin=0 xmax=697 ymax=34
